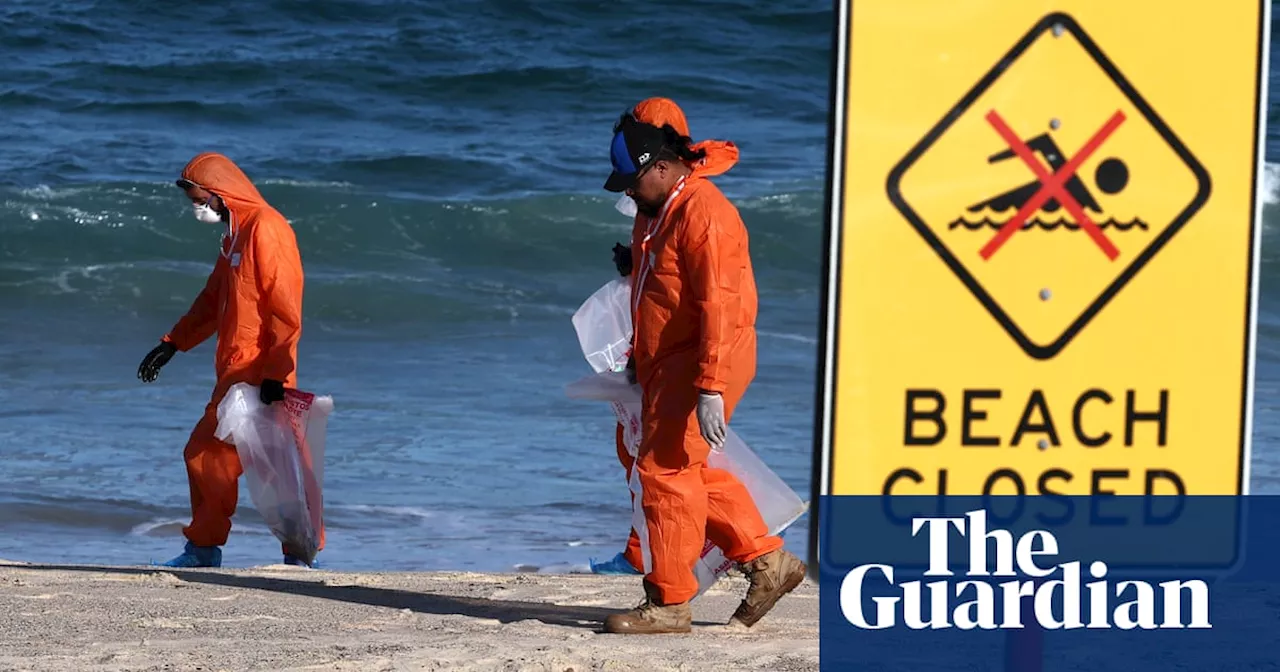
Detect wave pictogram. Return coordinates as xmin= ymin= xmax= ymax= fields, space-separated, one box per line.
xmin=948 ymin=216 xmax=1148 ymax=231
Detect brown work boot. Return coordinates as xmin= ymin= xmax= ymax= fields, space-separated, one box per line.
xmin=603 ymin=588 xmax=692 ymax=635
xmin=730 ymin=548 xmax=807 ymax=627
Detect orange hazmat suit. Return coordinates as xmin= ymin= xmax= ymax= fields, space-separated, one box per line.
xmin=162 ymin=153 xmax=320 ymax=553
xmin=623 ymin=113 xmax=783 ymax=604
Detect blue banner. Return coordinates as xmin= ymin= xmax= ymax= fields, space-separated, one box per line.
xmin=818 ymin=495 xmax=1280 ymax=670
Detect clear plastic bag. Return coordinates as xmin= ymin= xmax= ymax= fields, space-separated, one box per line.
xmin=575 ymin=379 xmax=808 ymax=594
xmin=695 ymin=431 xmax=808 ymax=591
xmin=566 ymin=277 xmax=809 ymax=596
xmin=214 ymin=382 xmax=333 ymax=565
xmin=571 ymin=277 xmax=633 ymax=374
xmin=564 ymin=370 xmax=640 ymax=403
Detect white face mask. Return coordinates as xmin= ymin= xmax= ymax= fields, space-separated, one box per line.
xmin=615 ymin=194 xmax=638 ymax=218
xmin=192 ymin=203 xmax=222 ymax=224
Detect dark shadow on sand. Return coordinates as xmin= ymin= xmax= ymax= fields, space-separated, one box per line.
xmin=15 ymin=563 xmax=724 ymax=630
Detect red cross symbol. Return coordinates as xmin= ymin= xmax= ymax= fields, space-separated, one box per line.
xmin=979 ymin=110 xmax=1126 ymax=261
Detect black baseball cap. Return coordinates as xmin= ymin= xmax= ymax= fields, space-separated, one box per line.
xmin=604 ymin=115 xmax=669 ymax=193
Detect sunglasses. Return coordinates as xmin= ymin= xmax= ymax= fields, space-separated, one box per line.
xmin=175 ymin=178 xmax=219 ymax=208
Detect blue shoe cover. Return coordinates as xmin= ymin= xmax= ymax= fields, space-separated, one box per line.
xmin=155 ymin=541 xmax=222 ymax=568
xmin=589 ymin=551 xmax=642 ymax=575
xmin=283 ymin=553 xmax=318 ymax=569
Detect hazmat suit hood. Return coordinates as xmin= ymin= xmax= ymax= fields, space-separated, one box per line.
xmin=628 ymin=97 xmax=739 ymax=182
xmin=180 ymin=152 xmax=270 ymax=217
xmin=687 ymin=140 xmax=738 ymax=179
xmin=633 ymin=97 xmax=691 ymax=138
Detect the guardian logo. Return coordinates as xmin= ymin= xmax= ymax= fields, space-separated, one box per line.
xmin=840 ymin=509 xmax=1211 ymax=630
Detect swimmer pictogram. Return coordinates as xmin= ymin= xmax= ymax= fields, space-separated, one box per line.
xmin=951 ymin=117 xmax=1148 ymax=245
xmin=969 ymin=110 xmax=1127 ymax=261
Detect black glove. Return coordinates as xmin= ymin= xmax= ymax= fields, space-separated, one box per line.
xmin=612 ymin=243 xmax=633 ymax=277
xmin=625 ymin=352 xmax=637 ymax=385
xmin=260 ymin=379 xmax=285 ymax=405
xmin=137 ymin=341 xmax=177 ymax=383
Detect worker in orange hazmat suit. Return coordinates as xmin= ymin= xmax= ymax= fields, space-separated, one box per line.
xmin=599 ymin=114 xmax=807 ymax=634
xmin=136 ymin=152 xmax=319 ymax=568
xmin=594 ymin=96 xmax=724 ymax=578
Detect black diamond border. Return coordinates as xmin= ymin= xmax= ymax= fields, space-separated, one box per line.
xmin=885 ymin=12 xmax=1212 ymax=360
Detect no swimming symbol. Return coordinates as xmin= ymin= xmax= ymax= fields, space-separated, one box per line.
xmin=884 ymin=13 xmax=1211 ymax=359
xmin=952 ymin=110 xmax=1147 ymax=261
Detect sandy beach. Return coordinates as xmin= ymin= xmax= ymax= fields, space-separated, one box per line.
xmin=0 ymin=559 xmax=817 ymax=672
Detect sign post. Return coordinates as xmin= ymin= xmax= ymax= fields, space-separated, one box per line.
xmin=811 ymin=2 xmax=1268 ymax=669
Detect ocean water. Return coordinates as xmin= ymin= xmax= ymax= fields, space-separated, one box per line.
xmin=0 ymin=1 xmax=1275 ymax=572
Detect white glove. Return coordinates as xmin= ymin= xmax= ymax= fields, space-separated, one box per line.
xmin=696 ymin=392 xmax=727 ymax=451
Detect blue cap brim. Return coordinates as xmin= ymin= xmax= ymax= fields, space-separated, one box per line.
xmin=604 ymin=129 xmax=639 ymax=192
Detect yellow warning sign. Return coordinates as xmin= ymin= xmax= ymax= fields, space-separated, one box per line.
xmin=812 ymin=2 xmax=1267 ymax=507
xmin=889 ymin=36 xmax=1211 ymax=360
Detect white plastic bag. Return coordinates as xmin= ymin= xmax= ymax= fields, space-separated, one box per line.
xmin=571 ymin=277 xmax=633 ymax=374
xmin=570 ymin=371 xmax=809 ymax=594
xmin=566 ymin=277 xmax=809 ymax=597
xmin=214 ymin=382 xmax=333 ymax=565
xmin=698 ymin=432 xmax=809 ymax=589
xmin=564 ymin=370 xmax=640 ymax=403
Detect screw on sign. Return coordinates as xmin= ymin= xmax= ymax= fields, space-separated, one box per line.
xmin=885 ymin=14 xmax=1210 ymax=360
